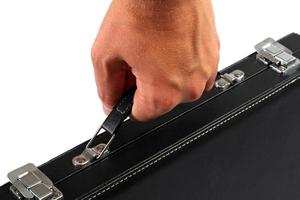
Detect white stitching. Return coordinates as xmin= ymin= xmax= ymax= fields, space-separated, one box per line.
xmin=85 ymin=77 xmax=299 ymax=200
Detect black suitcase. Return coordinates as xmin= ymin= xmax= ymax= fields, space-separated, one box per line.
xmin=1 ymin=33 xmax=300 ymax=200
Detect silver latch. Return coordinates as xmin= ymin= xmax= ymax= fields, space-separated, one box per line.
xmin=215 ymin=70 xmax=245 ymax=90
xmin=72 ymin=137 xmax=111 ymax=167
xmin=255 ymin=38 xmax=300 ymax=74
xmin=7 ymin=163 xmax=63 ymax=200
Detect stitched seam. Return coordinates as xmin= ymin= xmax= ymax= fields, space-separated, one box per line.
xmin=116 ymin=94 xmax=131 ymax=115
xmin=85 ymin=77 xmax=299 ymax=200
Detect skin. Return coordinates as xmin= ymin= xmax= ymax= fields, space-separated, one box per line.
xmin=92 ymin=0 xmax=220 ymax=121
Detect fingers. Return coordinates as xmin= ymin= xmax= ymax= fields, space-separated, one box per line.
xmin=92 ymin=53 xmax=135 ymax=114
xmin=90 ymin=0 xmax=220 ymax=122
xmin=131 ymin=82 xmax=181 ymax=121
xmin=181 ymin=67 xmax=218 ymax=104
xmin=205 ymin=71 xmax=218 ymax=91
xmin=130 ymin=64 xmax=219 ymax=122
xmin=92 ymin=52 xmax=218 ymax=120
xmin=181 ymin=80 xmax=206 ymax=103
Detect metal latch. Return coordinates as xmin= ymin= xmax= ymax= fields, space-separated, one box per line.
xmin=7 ymin=163 xmax=63 ymax=200
xmin=255 ymin=38 xmax=300 ymax=74
xmin=72 ymin=133 xmax=112 ymax=167
xmin=72 ymin=87 xmax=136 ymax=167
xmin=215 ymin=70 xmax=245 ymax=90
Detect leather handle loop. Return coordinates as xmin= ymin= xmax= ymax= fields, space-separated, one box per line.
xmin=101 ymin=87 xmax=136 ymax=135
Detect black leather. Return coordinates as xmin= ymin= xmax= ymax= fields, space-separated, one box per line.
xmin=101 ymin=86 xmax=136 ymax=135
xmin=1 ymin=33 xmax=300 ymax=200
xmin=100 ymin=79 xmax=300 ymax=200
xmin=57 ymin=68 xmax=300 ymax=199
xmin=41 ymin=51 xmax=269 ymax=185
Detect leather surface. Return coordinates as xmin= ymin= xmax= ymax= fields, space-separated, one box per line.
xmin=101 ymin=87 xmax=136 ymax=135
xmin=1 ymin=33 xmax=300 ymax=200
xmin=58 ymin=68 xmax=300 ymax=199
xmin=56 ymin=33 xmax=300 ymax=199
xmin=34 ymin=51 xmax=269 ymax=185
xmin=99 ymin=78 xmax=300 ymax=200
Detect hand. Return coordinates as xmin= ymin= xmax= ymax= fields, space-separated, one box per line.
xmin=92 ymin=0 xmax=220 ymax=121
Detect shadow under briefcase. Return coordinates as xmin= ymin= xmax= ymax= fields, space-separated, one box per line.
xmin=1 ymin=33 xmax=300 ymax=200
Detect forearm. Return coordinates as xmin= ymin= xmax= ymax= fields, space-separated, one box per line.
xmin=110 ymin=0 xmax=215 ymax=31
xmin=114 ymin=0 xmax=212 ymax=10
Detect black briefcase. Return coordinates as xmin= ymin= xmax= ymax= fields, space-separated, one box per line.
xmin=1 ymin=33 xmax=300 ymax=200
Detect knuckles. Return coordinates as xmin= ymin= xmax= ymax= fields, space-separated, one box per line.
xmin=97 ymin=90 xmax=111 ymax=106
xmin=134 ymin=89 xmax=180 ymax=121
xmin=184 ymin=83 xmax=205 ymax=102
xmin=91 ymin=44 xmax=99 ymax=64
xmin=91 ymin=44 xmax=107 ymax=67
xmin=152 ymin=95 xmax=178 ymax=114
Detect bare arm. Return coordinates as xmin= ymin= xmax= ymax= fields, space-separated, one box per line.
xmin=92 ymin=0 xmax=220 ymax=121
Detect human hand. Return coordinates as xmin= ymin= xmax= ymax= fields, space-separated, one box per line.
xmin=92 ymin=0 xmax=220 ymax=121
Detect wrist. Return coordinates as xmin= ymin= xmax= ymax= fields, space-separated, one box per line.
xmin=112 ymin=0 xmax=213 ymax=31
xmin=124 ymin=0 xmax=188 ymax=11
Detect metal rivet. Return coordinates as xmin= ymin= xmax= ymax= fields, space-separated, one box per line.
xmin=72 ymin=155 xmax=89 ymax=166
xmin=231 ymin=70 xmax=245 ymax=82
xmin=52 ymin=189 xmax=63 ymax=200
xmin=92 ymin=144 xmax=106 ymax=154
xmin=215 ymin=78 xmax=230 ymax=90
xmin=279 ymin=66 xmax=286 ymax=72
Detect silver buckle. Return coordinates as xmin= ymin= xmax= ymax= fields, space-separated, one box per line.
xmin=72 ymin=127 xmax=113 ymax=167
xmin=255 ymin=38 xmax=300 ymax=74
xmin=7 ymin=163 xmax=63 ymax=200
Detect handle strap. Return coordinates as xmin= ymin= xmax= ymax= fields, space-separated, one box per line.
xmin=102 ymin=86 xmax=136 ymax=135
xmin=72 ymin=87 xmax=136 ymax=167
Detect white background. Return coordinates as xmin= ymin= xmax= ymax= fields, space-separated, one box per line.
xmin=0 ymin=0 xmax=299 ymax=185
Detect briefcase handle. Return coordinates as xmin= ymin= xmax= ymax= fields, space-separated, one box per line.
xmin=72 ymin=87 xmax=136 ymax=167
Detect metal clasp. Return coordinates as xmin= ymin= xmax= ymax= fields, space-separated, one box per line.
xmin=72 ymin=86 xmax=136 ymax=167
xmin=7 ymin=163 xmax=63 ymax=200
xmin=255 ymin=38 xmax=300 ymax=74
xmin=215 ymin=70 xmax=245 ymax=90
xmin=72 ymin=127 xmax=114 ymax=167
